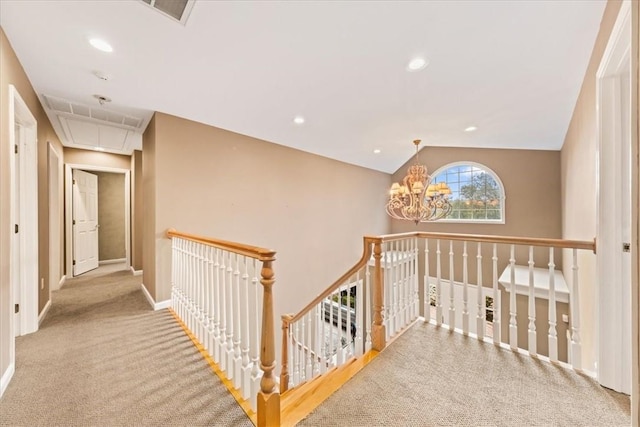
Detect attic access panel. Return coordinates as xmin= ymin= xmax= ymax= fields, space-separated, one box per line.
xmin=140 ymin=0 xmax=195 ymax=24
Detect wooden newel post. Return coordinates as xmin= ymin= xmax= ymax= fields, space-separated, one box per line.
xmin=280 ymin=315 xmax=291 ymax=394
xmin=371 ymin=239 xmax=386 ymax=351
xmin=257 ymin=259 xmax=280 ymax=427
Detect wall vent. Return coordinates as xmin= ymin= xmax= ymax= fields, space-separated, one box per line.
xmin=140 ymin=0 xmax=195 ymax=25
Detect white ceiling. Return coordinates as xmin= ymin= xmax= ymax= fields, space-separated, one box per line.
xmin=0 ymin=0 xmax=606 ymax=172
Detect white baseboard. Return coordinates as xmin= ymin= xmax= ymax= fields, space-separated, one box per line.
xmin=130 ymin=267 xmax=143 ymax=276
xmin=58 ymin=275 xmax=66 ymax=289
xmin=0 ymin=363 xmax=15 ymax=398
xmin=140 ymin=284 xmax=171 ymax=310
xmin=38 ymin=299 xmax=51 ymax=326
xmin=99 ymin=258 xmax=127 ymax=265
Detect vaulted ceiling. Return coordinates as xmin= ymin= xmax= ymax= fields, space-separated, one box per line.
xmin=0 ymin=0 xmax=606 ymax=173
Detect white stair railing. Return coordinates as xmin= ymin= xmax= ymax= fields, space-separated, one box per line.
xmin=167 ymin=229 xmax=278 ymax=422
xmin=418 ymin=232 xmax=594 ymax=371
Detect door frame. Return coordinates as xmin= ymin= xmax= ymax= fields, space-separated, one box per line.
xmin=48 ymin=143 xmax=63 ymax=292
xmin=596 ymin=0 xmax=633 ymax=395
xmin=8 ymin=85 xmax=39 ymax=340
xmin=65 ymin=164 xmax=131 ymax=277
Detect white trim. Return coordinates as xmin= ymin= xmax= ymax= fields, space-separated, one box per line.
xmin=130 ymin=267 xmax=143 ymax=276
xmin=428 ymin=160 xmax=506 ymax=224
xmin=38 ymin=300 xmax=51 ymax=326
xmin=595 ymin=0 xmax=632 ymax=395
xmin=140 ymin=284 xmax=171 ymax=310
xmin=48 ymin=143 xmax=63 ymax=293
xmin=9 ymin=85 xmax=39 ymax=344
xmin=65 ymin=164 xmax=131 ymax=277
xmin=58 ymin=275 xmax=67 ymax=289
xmin=99 ymin=258 xmax=127 ymax=265
xmin=0 ymin=363 xmax=15 ymax=398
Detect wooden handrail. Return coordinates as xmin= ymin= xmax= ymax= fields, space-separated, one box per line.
xmin=283 ymin=236 xmax=382 ymax=325
xmin=379 ymin=231 xmax=596 ymax=253
xmin=166 ymin=228 xmax=277 ymax=261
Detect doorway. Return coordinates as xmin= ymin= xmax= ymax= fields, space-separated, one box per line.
xmin=64 ymin=165 xmax=131 ymax=278
xmin=49 ymin=143 xmax=63 ymax=291
xmin=596 ymin=0 xmax=632 ymax=395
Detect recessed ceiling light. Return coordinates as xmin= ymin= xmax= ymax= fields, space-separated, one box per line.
xmin=373 ymin=149 xmax=381 ymax=154
xmin=464 ymin=126 xmax=478 ymax=132
xmin=293 ymin=116 xmax=305 ymax=125
xmin=93 ymin=147 xmax=105 ymax=152
xmin=89 ymin=38 xmax=113 ymax=53
xmin=407 ymin=57 xmax=428 ymax=72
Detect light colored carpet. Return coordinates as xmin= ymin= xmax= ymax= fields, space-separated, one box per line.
xmin=0 ymin=269 xmax=252 ymax=427
xmin=299 ymin=321 xmax=631 ymax=427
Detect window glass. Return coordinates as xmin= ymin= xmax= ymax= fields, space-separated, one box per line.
xmin=429 ymin=162 xmax=505 ymax=222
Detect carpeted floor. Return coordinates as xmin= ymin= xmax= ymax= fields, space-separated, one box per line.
xmin=0 ymin=268 xmax=252 ymax=427
xmin=299 ymin=321 xmax=631 ymax=427
xmin=1 ymin=268 xmax=632 ymax=426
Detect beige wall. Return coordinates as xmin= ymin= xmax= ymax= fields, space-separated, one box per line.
xmin=142 ymin=116 xmax=157 ymax=298
xmin=560 ymin=0 xmax=622 ymax=375
xmin=390 ymin=146 xmax=562 ymax=238
xmin=94 ymin=172 xmax=126 ymax=261
xmin=0 ymin=28 xmax=64 ymax=381
xmin=131 ymin=150 xmax=143 ymax=271
xmin=143 ymin=111 xmax=390 ymax=338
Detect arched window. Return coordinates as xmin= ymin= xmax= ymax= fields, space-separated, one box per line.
xmin=429 ymin=162 xmax=505 ymax=223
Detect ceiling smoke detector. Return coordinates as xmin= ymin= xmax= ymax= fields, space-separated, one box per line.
xmin=93 ymin=94 xmax=112 ymax=105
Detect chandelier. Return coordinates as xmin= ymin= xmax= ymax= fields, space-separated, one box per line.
xmin=386 ymin=140 xmax=452 ymax=224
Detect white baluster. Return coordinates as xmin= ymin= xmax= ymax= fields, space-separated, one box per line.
xmin=207 ymin=246 xmax=215 ymax=357
xmin=476 ymin=242 xmax=485 ymax=341
xmin=219 ymin=250 xmax=227 ymax=371
xmin=424 ymin=239 xmax=430 ymax=322
xmin=384 ymin=242 xmax=391 ymax=340
xmin=548 ymin=247 xmax=558 ymax=363
xmin=509 ymin=244 xmax=518 ymax=350
xmin=197 ymin=244 xmax=205 ymax=343
xmin=202 ymin=245 xmax=210 ymax=352
xmin=213 ymin=248 xmax=221 ymax=362
xmin=231 ymin=254 xmax=241 ymax=388
xmin=306 ymin=312 xmax=313 ymax=380
xmin=249 ymin=259 xmax=262 ymax=410
xmin=293 ymin=321 xmax=300 ymax=385
xmin=413 ymin=237 xmax=420 ymax=320
xmin=449 ymin=241 xmax=455 ymax=330
xmin=365 ymin=261 xmax=372 ymax=352
xmin=171 ymin=238 xmax=177 ymax=311
xmin=355 ymin=271 xmax=364 ymax=356
xmin=436 ymin=240 xmax=443 ymax=326
xmin=186 ymin=241 xmax=194 ymax=331
xmin=462 ymin=241 xmax=469 ymax=335
xmin=225 ymin=252 xmax=235 ymax=378
xmin=336 ymin=285 xmax=344 ymax=366
xmin=527 ymin=246 xmax=537 ymax=356
xmin=320 ymin=297 xmax=328 ymax=373
xmin=313 ymin=305 xmax=321 ymax=376
xmin=570 ymin=249 xmax=582 ymax=370
xmin=239 ymin=256 xmax=251 ymax=398
xmin=400 ymin=240 xmax=405 ymax=327
xmin=398 ymin=240 xmax=405 ymax=330
xmin=492 ymin=243 xmax=501 ymax=345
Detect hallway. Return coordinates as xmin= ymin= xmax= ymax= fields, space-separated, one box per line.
xmin=0 ymin=269 xmax=251 ymax=426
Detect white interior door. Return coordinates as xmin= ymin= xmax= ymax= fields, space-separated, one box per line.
xmin=596 ymin=0 xmax=632 ymax=395
xmin=73 ymin=169 xmax=99 ymax=276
